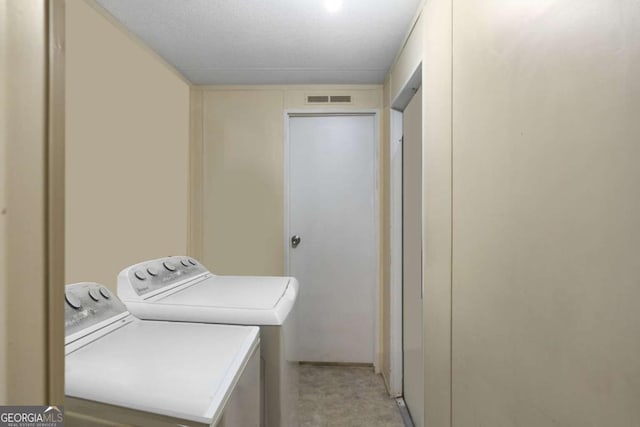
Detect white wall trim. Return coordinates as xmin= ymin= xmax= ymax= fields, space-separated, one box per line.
xmin=284 ymin=109 xmax=381 ymax=371
xmin=389 ymin=108 xmax=404 ymax=397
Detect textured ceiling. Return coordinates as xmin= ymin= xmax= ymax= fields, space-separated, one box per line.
xmin=94 ymin=0 xmax=422 ymax=85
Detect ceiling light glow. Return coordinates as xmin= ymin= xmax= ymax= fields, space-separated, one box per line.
xmin=324 ymin=0 xmax=342 ymax=13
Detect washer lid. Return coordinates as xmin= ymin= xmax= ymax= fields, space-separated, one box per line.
xmin=161 ymin=276 xmax=291 ymax=310
xmin=65 ymin=320 xmax=259 ymax=424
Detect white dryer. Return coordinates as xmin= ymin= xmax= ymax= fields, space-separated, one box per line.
xmin=65 ymin=282 xmax=260 ymax=427
xmin=117 ymin=256 xmax=299 ymax=427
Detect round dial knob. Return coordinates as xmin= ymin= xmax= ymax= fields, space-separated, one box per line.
xmin=134 ymin=270 xmax=147 ymax=280
xmin=99 ymin=287 xmax=111 ymax=299
xmin=188 ymin=259 xmax=197 ymax=266
xmin=180 ymin=259 xmax=190 ymax=267
xmin=146 ymin=266 xmax=159 ymax=276
xmin=163 ymin=261 xmax=176 ymax=272
xmin=65 ymin=292 xmax=82 ymax=309
xmin=88 ymin=288 xmax=100 ymax=302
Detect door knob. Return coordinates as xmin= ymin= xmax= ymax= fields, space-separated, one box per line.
xmin=291 ymin=235 xmax=301 ymax=248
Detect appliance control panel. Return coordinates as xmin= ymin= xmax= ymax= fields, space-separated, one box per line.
xmin=125 ymin=257 xmax=208 ymax=296
xmin=65 ymin=282 xmax=128 ymax=337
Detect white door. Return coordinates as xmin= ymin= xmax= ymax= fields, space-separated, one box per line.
xmin=403 ymin=87 xmax=424 ymax=426
xmin=288 ymin=114 xmax=377 ymax=363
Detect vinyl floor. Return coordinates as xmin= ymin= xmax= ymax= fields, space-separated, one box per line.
xmin=298 ymin=365 xmax=406 ymax=427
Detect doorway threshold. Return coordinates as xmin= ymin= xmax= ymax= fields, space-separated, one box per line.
xmin=298 ymin=361 xmax=373 ymax=368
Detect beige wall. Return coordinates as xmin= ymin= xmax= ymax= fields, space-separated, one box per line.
xmin=421 ymin=0 xmax=452 ymax=425
xmin=66 ymin=0 xmax=190 ymax=291
xmin=2 ymin=0 xmax=49 ymax=404
xmin=0 ymin=0 xmax=8 ymax=405
xmin=452 ymin=1 xmax=640 ymax=425
xmin=200 ymin=89 xmax=285 ymax=276
xmin=189 ymin=89 xmax=205 ymax=258
xmin=386 ymin=1 xmax=640 ymax=425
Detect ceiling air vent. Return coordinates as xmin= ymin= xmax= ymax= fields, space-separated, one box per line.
xmin=307 ymin=95 xmax=330 ymax=103
xmin=330 ymin=95 xmax=352 ymax=103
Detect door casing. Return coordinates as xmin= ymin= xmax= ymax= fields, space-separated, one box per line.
xmin=389 ymin=63 xmax=423 ymax=397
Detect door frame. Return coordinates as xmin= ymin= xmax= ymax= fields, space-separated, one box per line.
xmin=283 ymin=110 xmax=381 ymax=371
xmin=389 ymin=63 xmax=422 ymax=397
xmin=1 ymin=0 xmax=66 ymax=403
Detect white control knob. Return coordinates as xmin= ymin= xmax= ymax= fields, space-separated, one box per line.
xmin=99 ymin=287 xmax=111 ymax=299
xmin=188 ymin=259 xmax=197 ymax=266
xmin=163 ymin=261 xmax=176 ymax=272
xmin=134 ymin=270 xmax=147 ymax=280
xmin=65 ymin=292 xmax=82 ymax=309
xmin=88 ymin=288 xmax=100 ymax=301
xmin=181 ymin=259 xmax=190 ymax=267
xmin=147 ymin=266 xmax=159 ymax=276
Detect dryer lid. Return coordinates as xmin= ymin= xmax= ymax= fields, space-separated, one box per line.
xmin=161 ymin=275 xmax=292 ymax=309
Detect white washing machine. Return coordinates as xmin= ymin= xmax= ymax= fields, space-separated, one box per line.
xmin=117 ymin=256 xmax=299 ymax=427
xmin=65 ymin=282 xmax=261 ymax=427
